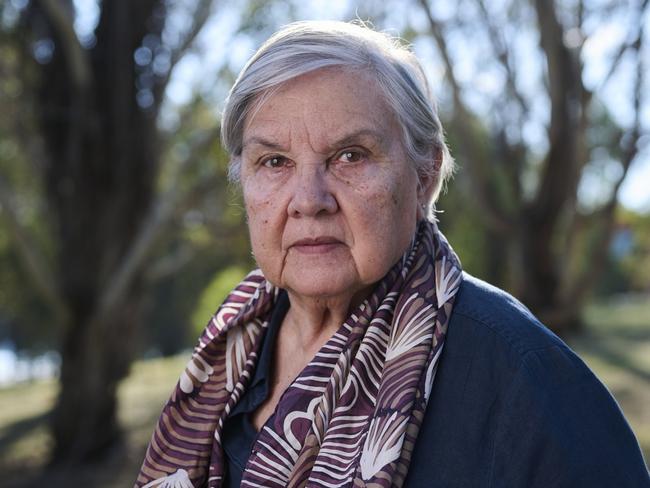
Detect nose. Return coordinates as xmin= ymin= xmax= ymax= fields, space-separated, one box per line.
xmin=287 ymin=163 xmax=338 ymax=217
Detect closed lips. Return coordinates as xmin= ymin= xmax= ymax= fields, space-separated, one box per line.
xmin=290 ymin=237 xmax=345 ymax=254
xmin=291 ymin=237 xmax=342 ymax=247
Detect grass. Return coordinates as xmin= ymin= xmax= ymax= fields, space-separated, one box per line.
xmin=0 ymin=297 xmax=648 ymax=486
xmin=568 ymin=294 xmax=650 ymax=463
xmin=0 ymin=354 xmax=188 ymax=487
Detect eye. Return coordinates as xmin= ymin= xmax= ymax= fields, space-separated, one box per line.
xmin=261 ymin=155 xmax=288 ymax=168
xmin=335 ymin=149 xmax=366 ymax=164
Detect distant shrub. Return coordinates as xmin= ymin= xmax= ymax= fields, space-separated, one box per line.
xmin=191 ymin=265 xmax=248 ymax=337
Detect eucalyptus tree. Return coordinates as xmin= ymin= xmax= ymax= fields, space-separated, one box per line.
xmin=410 ymin=0 xmax=648 ymax=331
xmin=0 ymin=0 xmax=224 ymax=464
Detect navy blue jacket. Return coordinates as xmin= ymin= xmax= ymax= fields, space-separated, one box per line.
xmin=223 ymin=273 xmax=650 ymax=487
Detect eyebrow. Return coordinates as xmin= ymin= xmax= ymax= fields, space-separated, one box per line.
xmin=241 ymin=136 xmax=287 ymax=151
xmin=331 ymin=129 xmax=386 ymax=150
xmin=241 ymin=128 xmax=388 ymax=153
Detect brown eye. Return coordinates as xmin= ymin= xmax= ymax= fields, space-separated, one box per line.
xmin=262 ymin=156 xmax=287 ymax=168
xmin=337 ymin=150 xmax=365 ymax=163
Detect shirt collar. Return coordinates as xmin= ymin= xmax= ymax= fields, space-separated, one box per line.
xmin=229 ymin=289 xmax=289 ymax=415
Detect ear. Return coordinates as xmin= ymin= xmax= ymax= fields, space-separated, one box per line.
xmin=416 ymin=148 xmax=442 ymax=207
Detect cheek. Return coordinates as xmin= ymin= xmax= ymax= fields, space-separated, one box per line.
xmin=243 ymin=177 xmax=274 ymax=220
xmin=369 ymin=175 xmax=415 ymax=216
xmin=243 ymin=192 xmax=275 ymax=248
xmin=355 ymin=172 xmax=419 ymax=254
xmin=243 ymin=190 xmax=288 ymax=277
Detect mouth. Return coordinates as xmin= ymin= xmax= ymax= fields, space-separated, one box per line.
xmin=290 ymin=236 xmax=344 ymax=254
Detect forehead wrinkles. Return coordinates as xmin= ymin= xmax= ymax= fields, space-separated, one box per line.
xmin=243 ymin=83 xmax=394 ymax=156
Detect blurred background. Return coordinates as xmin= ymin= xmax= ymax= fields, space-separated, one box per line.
xmin=0 ymin=0 xmax=648 ymax=485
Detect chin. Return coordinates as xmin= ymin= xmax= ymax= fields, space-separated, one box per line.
xmin=282 ymin=274 xmax=360 ymax=300
xmin=288 ymin=283 xmax=352 ymax=300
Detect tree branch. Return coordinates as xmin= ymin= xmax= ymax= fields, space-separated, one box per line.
xmin=37 ymin=0 xmax=91 ymax=90
xmin=417 ymin=0 xmax=463 ymax=109
xmin=475 ymin=0 xmax=529 ymax=115
xmin=0 ymin=173 xmax=69 ymax=325
xmin=93 ymin=125 xmax=222 ymax=322
xmin=596 ymin=0 xmax=648 ymax=91
xmin=144 ymin=244 xmax=194 ymax=283
xmin=418 ymin=0 xmax=514 ymax=233
xmin=565 ymin=16 xmax=646 ymax=305
xmin=530 ymin=0 xmax=587 ymax=222
xmin=154 ymin=0 xmax=214 ymax=105
xmin=161 ymin=124 xmax=222 ymax=194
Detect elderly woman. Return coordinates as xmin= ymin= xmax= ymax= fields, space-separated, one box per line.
xmin=136 ymin=21 xmax=648 ymax=488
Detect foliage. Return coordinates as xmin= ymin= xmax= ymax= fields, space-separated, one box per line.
xmin=394 ymin=0 xmax=649 ymax=331
xmin=617 ymin=211 xmax=650 ymax=292
xmin=0 ymin=354 xmax=188 ymax=487
xmin=0 ymin=0 xmax=645 ymax=349
xmin=597 ymin=209 xmax=650 ymax=295
xmin=191 ymin=265 xmax=249 ymax=338
xmin=0 ymin=20 xmax=55 ymax=350
xmin=0 ymin=0 xmax=258 ymax=464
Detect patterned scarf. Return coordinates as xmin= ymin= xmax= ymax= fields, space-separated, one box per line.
xmin=135 ymin=220 xmax=462 ymax=488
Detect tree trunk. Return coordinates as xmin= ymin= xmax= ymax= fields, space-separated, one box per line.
xmin=24 ymin=0 xmax=165 ymax=463
xmin=519 ymin=212 xmax=560 ymax=313
xmin=51 ymin=300 xmax=140 ymax=463
xmin=415 ymin=0 xmax=644 ymax=335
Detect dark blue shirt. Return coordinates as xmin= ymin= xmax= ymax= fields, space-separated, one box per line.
xmin=222 ymin=273 xmax=649 ymax=487
xmin=221 ymin=292 xmax=289 ymax=487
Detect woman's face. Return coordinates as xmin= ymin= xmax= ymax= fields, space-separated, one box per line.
xmin=240 ymin=67 xmax=428 ymax=302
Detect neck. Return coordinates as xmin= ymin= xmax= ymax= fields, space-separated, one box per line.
xmin=284 ymin=287 xmax=370 ymax=348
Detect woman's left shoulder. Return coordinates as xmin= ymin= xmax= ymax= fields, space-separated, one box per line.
xmin=411 ymin=272 xmax=650 ymax=487
xmin=446 ymin=273 xmax=622 ymax=410
xmin=449 ymin=272 xmax=568 ymax=358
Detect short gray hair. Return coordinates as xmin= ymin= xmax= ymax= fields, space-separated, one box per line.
xmin=221 ymin=20 xmax=454 ymax=206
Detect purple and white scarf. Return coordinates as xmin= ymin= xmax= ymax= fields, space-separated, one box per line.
xmin=135 ymin=220 xmax=462 ymax=487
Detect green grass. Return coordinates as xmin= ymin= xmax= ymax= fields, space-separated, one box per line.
xmin=569 ymin=295 xmax=650 ymax=463
xmin=0 ymin=297 xmax=648 ymax=486
xmin=0 ymin=380 xmax=56 ymax=471
xmin=0 ymin=354 xmax=187 ymax=487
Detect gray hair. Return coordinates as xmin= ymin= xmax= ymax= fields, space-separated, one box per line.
xmin=221 ymin=20 xmax=454 ymax=207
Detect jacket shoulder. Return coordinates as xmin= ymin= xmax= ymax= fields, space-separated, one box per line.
xmin=423 ymin=272 xmax=650 ymax=487
xmin=451 ymin=272 xmax=566 ymax=357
